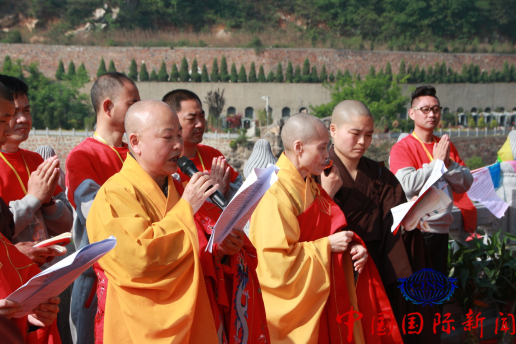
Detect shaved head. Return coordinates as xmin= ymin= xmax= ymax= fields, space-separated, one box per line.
xmin=91 ymin=72 xmax=137 ymax=114
xmin=331 ymin=100 xmax=373 ymax=126
xmin=281 ymin=113 xmax=327 ymax=152
xmin=124 ymin=100 xmax=175 ymax=136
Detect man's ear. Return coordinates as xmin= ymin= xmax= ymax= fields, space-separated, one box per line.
xmin=129 ymin=133 xmax=141 ymax=155
xmin=330 ymin=123 xmax=337 ymax=138
xmin=408 ymin=109 xmax=415 ymax=121
xmin=293 ymin=140 xmax=303 ymax=155
xmin=102 ymin=99 xmax=114 ymax=117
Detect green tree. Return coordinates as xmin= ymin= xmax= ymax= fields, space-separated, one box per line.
xmin=210 ymin=58 xmax=220 ymax=82
xmin=170 ymin=63 xmax=179 ymax=82
xmin=77 ymin=63 xmax=89 ymax=84
xmin=139 ymin=62 xmax=149 ymax=81
xmin=158 ymin=60 xmax=169 ymax=82
xmin=293 ymin=65 xmax=302 ymax=83
xmin=149 ymin=69 xmax=158 ymax=81
xmin=320 ymin=64 xmax=328 ymax=82
xmin=248 ymin=62 xmax=257 ymax=82
xmin=434 ymin=62 xmax=442 ymax=83
xmin=502 ymin=61 xmax=510 ymax=82
xmin=302 ymin=58 xmax=311 ymax=83
xmin=220 ymin=56 xmax=229 ymax=82
xmin=257 ymin=65 xmax=266 ymax=82
xmin=275 ymin=62 xmax=284 ymax=83
xmin=510 ymin=64 xmax=516 ymax=82
xmin=468 ymin=117 xmax=476 ymax=128
xmin=55 ymin=60 xmax=65 ymax=80
xmin=238 ymin=65 xmax=247 ymax=83
xmin=397 ymin=59 xmax=406 ymax=82
xmin=329 ymin=72 xmax=335 ymax=82
xmin=385 ymin=62 xmax=393 ymax=80
xmin=489 ymin=68 xmax=498 ymax=82
xmin=191 ymin=58 xmax=200 ymax=82
xmin=286 ymin=61 xmax=294 ymax=83
xmin=336 ymin=70 xmax=343 ymax=81
xmin=201 ymin=64 xmax=209 ymax=82
xmin=343 ymin=70 xmax=352 ymax=81
xmin=97 ymin=58 xmax=107 ymax=78
xmin=478 ymin=116 xmax=486 ymax=129
xmin=128 ymin=58 xmax=138 ymax=81
xmin=311 ymin=66 xmax=319 ymax=83
xmin=490 ymin=119 xmax=498 ymax=129
xmin=406 ymin=64 xmax=414 ymax=83
xmin=420 ymin=68 xmax=427 ymax=83
xmin=108 ymin=60 xmax=116 ymax=73
xmin=230 ymin=62 xmax=238 ymax=82
xmin=266 ymin=69 xmax=275 ymax=82
xmin=67 ymin=60 xmax=76 ymax=80
xmin=2 ymin=56 xmax=13 ymax=73
xmin=460 ymin=63 xmax=469 ymax=83
xmin=179 ymin=57 xmax=189 ymax=82
xmin=481 ymin=71 xmax=489 ymax=83
xmin=427 ymin=65 xmax=434 ymax=83
xmin=311 ymin=73 xmax=408 ymax=120
xmin=369 ymin=65 xmax=376 ymax=76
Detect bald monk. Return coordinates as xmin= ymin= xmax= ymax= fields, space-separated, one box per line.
xmin=0 ymin=82 xmax=61 ymax=343
xmin=249 ymin=113 xmax=403 ymax=344
xmin=86 ymin=100 xmax=218 ymax=343
xmin=319 ymin=100 xmax=437 ymax=344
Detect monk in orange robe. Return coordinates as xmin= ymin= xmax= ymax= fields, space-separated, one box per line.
xmin=86 ymin=100 xmax=219 ymax=343
xmin=163 ymin=89 xmax=270 ymax=344
xmin=249 ymin=113 xmax=403 ymax=344
xmin=0 ymin=81 xmax=61 ymax=343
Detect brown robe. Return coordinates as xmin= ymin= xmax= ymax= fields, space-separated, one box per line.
xmin=0 ymin=196 xmax=14 ymax=241
xmin=317 ymin=146 xmax=439 ymax=344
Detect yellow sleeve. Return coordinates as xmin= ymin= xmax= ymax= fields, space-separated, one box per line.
xmin=249 ymin=185 xmax=331 ymax=344
xmin=87 ymin=182 xmax=217 ymax=344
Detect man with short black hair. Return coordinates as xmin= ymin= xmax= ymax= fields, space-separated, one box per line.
xmin=0 ymin=74 xmax=72 ymax=260
xmin=66 ymin=72 xmax=140 ymax=344
xmin=390 ymin=85 xmax=475 ymax=277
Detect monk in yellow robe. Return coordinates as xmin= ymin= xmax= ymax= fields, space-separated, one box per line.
xmin=249 ymin=114 xmax=403 ymax=344
xmin=87 ymin=100 xmax=219 ymax=343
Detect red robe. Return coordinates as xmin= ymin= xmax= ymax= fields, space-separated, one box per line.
xmin=0 ymin=149 xmax=63 ymax=205
xmin=298 ymin=187 xmax=403 ymax=343
xmin=174 ymin=179 xmax=270 ymax=343
xmin=65 ymin=137 xmax=129 ymax=344
xmin=0 ymin=233 xmax=61 ymax=344
xmin=389 ymin=134 xmax=477 ymax=233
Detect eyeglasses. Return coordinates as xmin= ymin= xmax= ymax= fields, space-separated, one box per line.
xmin=411 ymin=106 xmax=443 ymax=115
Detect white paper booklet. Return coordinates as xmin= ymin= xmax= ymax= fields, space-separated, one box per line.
xmin=467 ymin=167 xmax=509 ymax=218
xmin=207 ymin=165 xmax=280 ymax=252
xmin=390 ymin=159 xmax=448 ymax=233
xmin=8 ymin=236 xmax=117 ymax=318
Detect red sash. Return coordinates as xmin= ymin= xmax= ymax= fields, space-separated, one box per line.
xmin=297 ymin=189 xmax=403 ymax=344
xmin=176 ymin=180 xmax=270 ymax=344
xmin=0 ymin=234 xmax=62 ymax=344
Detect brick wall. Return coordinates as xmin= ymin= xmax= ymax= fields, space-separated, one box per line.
xmin=2 ymin=43 xmax=516 ymax=81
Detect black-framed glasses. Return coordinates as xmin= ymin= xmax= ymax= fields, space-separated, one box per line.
xmin=411 ymin=106 xmax=443 ymax=115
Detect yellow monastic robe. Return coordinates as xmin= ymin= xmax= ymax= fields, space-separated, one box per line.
xmin=249 ymin=154 xmax=332 ymax=344
xmin=87 ymin=154 xmax=218 ymax=344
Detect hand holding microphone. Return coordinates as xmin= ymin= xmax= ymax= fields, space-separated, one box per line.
xmin=178 ymin=156 xmax=228 ymax=211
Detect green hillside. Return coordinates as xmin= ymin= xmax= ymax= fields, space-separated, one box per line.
xmin=1 ymin=0 xmax=516 ymax=51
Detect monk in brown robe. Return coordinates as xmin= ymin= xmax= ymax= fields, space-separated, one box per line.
xmin=318 ymin=100 xmax=437 ymax=344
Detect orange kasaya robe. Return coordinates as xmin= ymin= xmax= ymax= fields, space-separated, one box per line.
xmin=86 ymin=154 xmax=218 ymax=343
xmin=173 ymin=180 xmax=270 ymax=344
xmin=0 ymin=233 xmax=61 ymax=344
xmin=249 ymin=154 xmax=403 ymax=344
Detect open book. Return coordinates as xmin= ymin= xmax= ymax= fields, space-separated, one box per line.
xmin=401 ymin=186 xmax=452 ymax=231
xmin=390 ymin=159 xmax=448 ymax=234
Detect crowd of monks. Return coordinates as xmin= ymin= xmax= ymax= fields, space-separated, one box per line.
xmin=0 ymin=71 xmax=474 ymax=344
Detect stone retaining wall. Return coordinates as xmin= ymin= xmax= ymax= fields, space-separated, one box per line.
xmin=2 ymin=43 xmax=516 ymax=81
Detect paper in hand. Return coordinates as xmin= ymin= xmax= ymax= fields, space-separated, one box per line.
xmin=207 ymin=165 xmax=279 ymax=252
xmin=8 ymin=236 xmax=117 ymax=318
xmin=390 ymin=159 xmax=448 ymax=234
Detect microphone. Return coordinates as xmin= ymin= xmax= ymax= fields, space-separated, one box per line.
xmin=177 ymin=156 xmax=227 ymax=210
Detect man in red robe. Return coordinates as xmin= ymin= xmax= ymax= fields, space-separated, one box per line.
xmin=162 ymin=89 xmax=269 ymax=343
xmin=390 ymin=85 xmax=474 ymax=276
xmin=0 ymin=81 xmax=61 ymax=343
xmin=66 ymin=72 xmax=140 ymax=344
xmin=0 ymin=75 xmax=72 ymax=263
